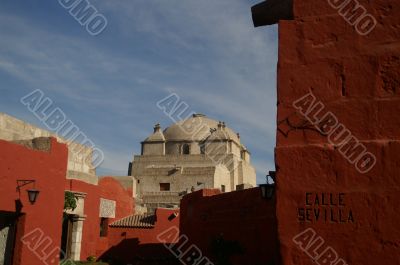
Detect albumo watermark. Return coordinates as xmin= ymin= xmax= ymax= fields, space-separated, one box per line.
xmin=157 ymin=93 xmax=240 ymax=172
xmin=293 ymin=92 xmax=376 ymax=174
xmin=21 ymin=228 xmax=76 ymax=265
xmin=327 ymin=0 xmax=377 ymax=36
xmin=293 ymin=228 xmax=349 ymax=265
xmin=58 ymin=0 xmax=108 ymax=36
xmin=157 ymin=226 xmax=214 ymax=265
xmin=20 ymin=89 xmax=104 ymax=169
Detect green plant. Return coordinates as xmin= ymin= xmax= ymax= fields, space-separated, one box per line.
xmin=64 ymin=191 xmax=78 ymax=211
xmin=87 ymin=256 xmax=97 ymax=262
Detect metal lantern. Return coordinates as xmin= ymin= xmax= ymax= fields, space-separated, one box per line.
xmin=27 ymin=189 xmax=40 ymax=204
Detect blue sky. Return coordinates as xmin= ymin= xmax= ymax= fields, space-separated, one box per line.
xmin=0 ymin=0 xmax=278 ymax=184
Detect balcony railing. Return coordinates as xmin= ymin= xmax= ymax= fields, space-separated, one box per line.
xmin=140 ymin=191 xmax=181 ymax=204
xmin=141 ymin=191 xmax=181 ymax=196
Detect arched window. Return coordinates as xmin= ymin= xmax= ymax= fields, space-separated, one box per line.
xmin=182 ymin=144 xmax=190 ymax=155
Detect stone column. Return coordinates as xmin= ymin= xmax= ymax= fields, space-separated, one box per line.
xmin=0 ymin=226 xmax=9 ymax=265
xmin=69 ymin=216 xmax=85 ymax=261
xmin=64 ymin=191 xmax=87 ymax=261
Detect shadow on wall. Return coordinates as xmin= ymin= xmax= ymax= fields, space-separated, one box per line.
xmin=209 ymin=235 xmax=279 ymax=265
xmin=99 ymin=239 xmax=179 ymax=265
xmin=180 ymin=188 xmax=280 ymax=265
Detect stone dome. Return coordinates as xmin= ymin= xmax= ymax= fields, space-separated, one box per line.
xmin=163 ymin=114 xmax=240 ymax=143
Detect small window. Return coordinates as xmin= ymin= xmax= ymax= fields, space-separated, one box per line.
xmin=182 ymin=144 xmax=190 ymax=155
xmin=100 ymin=218 xmax=108 ymax=237
xmin=221 ymin=185 xmax=226 ymax=193
xmin=137 ymin=179 xmax=140 ymax=184
xmin=200 ymin=143 xmax=205 ymax=154
xmin=160 ymin=183 xmax=171 ymax=191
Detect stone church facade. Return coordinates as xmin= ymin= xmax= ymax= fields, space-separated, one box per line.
xmin=130 ymin=114 xmax=256 ymax=211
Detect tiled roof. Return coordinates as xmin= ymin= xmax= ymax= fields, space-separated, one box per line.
xmin=110 ymin=213 xmax=156 ymax=228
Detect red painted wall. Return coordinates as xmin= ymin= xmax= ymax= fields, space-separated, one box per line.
xmin=97 ymin=177 xmax=135 ymax=258
xmin=99 ymin=177 xmax=134 ymax=222
xmin=0 ymin=138 xmax=68 ymax=265
xmin=65 ymin=179 xmax=100 ymax=259
xmin=275 ymin=0 xmax=400 ymax=264
xmin=99 ymin=208 xmax=180 ymax=264
xmin=0 ymin=137 xmax=137 ymax=264
xmin=180 ymin=188 xmax=279 ymax=265
xmin=65 ymin=177 xmax=135 ymax=261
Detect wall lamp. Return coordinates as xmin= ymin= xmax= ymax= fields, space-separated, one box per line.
xmin=16 ymin=180 xmax=40 ymax=205
xmin=260 ymin=171 xmax=276 ymax=200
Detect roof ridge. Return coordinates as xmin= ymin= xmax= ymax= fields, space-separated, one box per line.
xmin=110 ymin=213 xmax=156 ymax=228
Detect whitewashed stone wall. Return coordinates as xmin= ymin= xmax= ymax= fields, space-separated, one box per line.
xmin=0 ymin=113 xmax=97 ymax=185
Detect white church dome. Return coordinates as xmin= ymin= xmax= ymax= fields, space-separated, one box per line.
xmin=163 ymin=114 xmax=240 ymax=143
